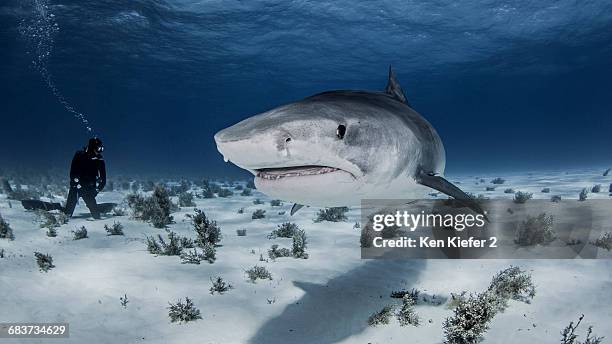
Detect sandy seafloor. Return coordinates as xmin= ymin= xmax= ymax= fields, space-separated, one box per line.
xmin=1 ymin=168 xmax=611 ymax=344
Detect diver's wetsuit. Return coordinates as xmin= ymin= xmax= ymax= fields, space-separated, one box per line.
xmin=64 ymin=149 xmax=106 ymax=219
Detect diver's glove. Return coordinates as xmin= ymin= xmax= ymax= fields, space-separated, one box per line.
xmin=95 ymin=181 xmax=104 ymax=193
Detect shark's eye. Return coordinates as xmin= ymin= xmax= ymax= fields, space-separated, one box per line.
xmin=336 ymin=125 xmax=346 ymax=139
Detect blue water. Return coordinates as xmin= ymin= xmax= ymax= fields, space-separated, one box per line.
xmin=1 ymin=0 xmax=611 ymax=177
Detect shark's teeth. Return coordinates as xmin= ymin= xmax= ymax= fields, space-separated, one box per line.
xmin=256 ymin=166 xmax=340 ymax=180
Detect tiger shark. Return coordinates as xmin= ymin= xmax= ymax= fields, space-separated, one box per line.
xmin=214 ymin=68 xmax=484 ymax=216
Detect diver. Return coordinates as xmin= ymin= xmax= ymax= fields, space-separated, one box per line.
xmin=64 ymin=137 xmax=106 ymax=219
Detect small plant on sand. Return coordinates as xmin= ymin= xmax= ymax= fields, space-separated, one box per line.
xmin=561 ymin=314 xmax=604 ymax=344
xmin=487 ymin=266 xmax=535 ymax=305
xmin=397 ymin=295 xmax=420 ymax=327
xmin=46 ymin=226 xmax=57 ymax=237
xmin=180 ymin=246 xmax=215 ymax=264
xmin=485 ymin=186 xmax=495 ymax=191
xmin=268 ymin=222 xmax=298 ymax=239
xmin=514 ymin=213 xmax=555 ymax=246
xmin=34 ymin=252 xmax=55 ymax=272
xmin=504 ymin=188 xmax=515 ymax=194
xmin=178 ymin=192 xmax=196 ymax=207
xmin=251 ymin=209 xmax=266 ymax=219
xmin=446 ymin=291 xmax=468 ymax=310
xmin=127 ymin=186 xmax=174 ymax=228
xmin=236 ymin=229 xmax=247 ymax=236
xmin=245 ymin=265 xmax=273 ymax=283
xmin=360 ymin=224 xmax=375 ymax=248
xmin=209 ymin=276 xmax=233 ymax=295
xmin=513 ymin=191 xmax=533 ymax=204
xmin=491 ymin=177 xmax=505 ymax=184
xmin=591 ymin=232 xmax=612 ymax=251
xmin=200 ymin=187 xmax=215 ymax=198
xmin=112 ymin=206 xmax=127 ymax=216
xmin=253 ymin=198 xmax=264 ymax=205
xmin=145 ymin=235 xmax=162 ymax=254
xmin=390 ymin=288 xmax=420 ymax=301
xmin=551 ymin=195 xmax=562 ymax=202
xmin=443 ymin=266 xmax=535 ymax=344
xmin=147 ymin=231 xmax=183 ymax=255
xmin=368 ymin=305 xmax=394 ymax=326
xmin=268 ymin=244 xmax=292 ymax=259
xmin=168 ymin=297 xmax=202 ymax=323
xmin=105 ymin=221 xmax=124 ymax=236
xmin=37 ymin=210 xmax=59 ymax=229
xmin=240 ymin=188 xmax=252 ymax=196
xmin=270 ymin=199 xmax=282 ymax=206
xmin=201 ymin=243 xmax=217 ymax=263
xmin=0 ymin=214 xmax=14 ymax=240
xmin=443 ymin=291 xmax=499 ymax=344
xmin=292 ymin=229 xmax=308 ymax=259
xmin=541 ymin=187 xmax=551 ymax=193
xmin=591 ymin=184 xmax=601 ymax=193
xmin=466 ymin=192 xmax=489 ymax=201
xmin=187 ymin=209 xmax=222 ymax=247
xmin=217 ymin=188 xmax=233 ymax=198
xmin=314 ymin=207 xmax=349 ymax=222
xmin=0 ymin=178 xmax=12 ymax=194
xmin=579 ymin=188 xmax=589 ymax=201
xmin=57 ymin=212 xmax=69 ymax=225
xmin=120 ymin=294 xmax=129 ymax=308
xmin=180 ymin=236 xmax=194 ymax=248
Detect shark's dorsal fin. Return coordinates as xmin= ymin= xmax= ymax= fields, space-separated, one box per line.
xmin=385 ymin=66 xmax=409 ymax=105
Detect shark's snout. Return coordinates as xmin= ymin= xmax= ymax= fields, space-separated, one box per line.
xmin=214 ymin=125 xmax=250 ymax=145
xmin=214 ymin=123 xmax=292 ymax=171
xmin=215 ymin=118 xmax=362 ymax=181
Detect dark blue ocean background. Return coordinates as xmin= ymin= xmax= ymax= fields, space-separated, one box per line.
xmin=1 ymin=0 xmax=611 ymax=178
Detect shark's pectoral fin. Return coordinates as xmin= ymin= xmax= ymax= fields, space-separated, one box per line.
xmin=416 ymin=170 xmax=488 ymax=220
xmin=385 ymin=66 xmax=410 ymax=106
xmin=290 ymin=203 xmax=305 ymax=216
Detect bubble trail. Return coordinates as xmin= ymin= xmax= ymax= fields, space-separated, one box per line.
xmin=18 ymin=0 xmax=94 ymax=133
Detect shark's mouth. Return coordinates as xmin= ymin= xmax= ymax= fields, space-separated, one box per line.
xmin=255 ymin=165 xmax=350 ymax=180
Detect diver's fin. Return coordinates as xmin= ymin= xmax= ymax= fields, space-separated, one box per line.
xmin=416 ymin=170 xmax=488 ymax=220
xmin=385 ymin=66 xmax=409 ymax=105
xmin=21 ymin=200 xmax=63 ymax=212
xmin=290 ymin=203 xmax=305 ymax=216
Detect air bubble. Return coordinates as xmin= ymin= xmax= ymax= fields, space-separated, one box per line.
xmin=19 ymin=0 xmax=94 ymax=134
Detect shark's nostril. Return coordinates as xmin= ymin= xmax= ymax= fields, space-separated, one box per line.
xmin=285 ymin=137 xmax=292 ymax=143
